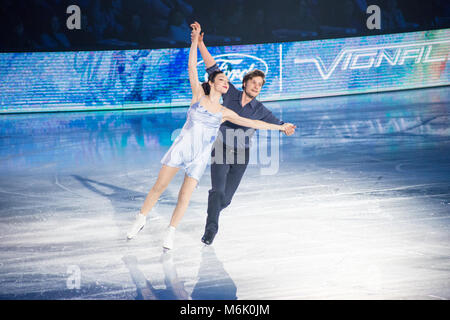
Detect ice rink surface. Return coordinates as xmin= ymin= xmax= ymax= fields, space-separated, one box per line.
xmin=0 ymin=86 xmax=449 ymax=300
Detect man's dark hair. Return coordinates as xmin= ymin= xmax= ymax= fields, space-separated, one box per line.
xmin=242 ymin=69 xmax=266 ymax=90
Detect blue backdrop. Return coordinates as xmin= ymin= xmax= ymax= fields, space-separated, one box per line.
xmin=0 ymin=29 xmax=449 ymax=113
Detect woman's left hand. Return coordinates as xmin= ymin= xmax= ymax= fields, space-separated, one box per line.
xmin=280 ymin=123 xmax=297 ymax=135
xmin=190 ymin=22 xmax=201 ymax=42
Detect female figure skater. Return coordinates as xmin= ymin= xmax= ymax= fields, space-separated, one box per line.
xmin=127 ymin=23 xmax=295 ymax=250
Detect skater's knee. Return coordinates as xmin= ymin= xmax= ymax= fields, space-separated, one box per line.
xmin=209 ymin=188 xmax=226 ymax=201
xmin=209 ymin=185 xmax=226 ymax=195
xmin=221 ymin=199 xmax=231 ymax=209
xmin=152 ymin=182 xmax=168 ymax=194
xmin=177 ymin=189 xmax=192 ymax=205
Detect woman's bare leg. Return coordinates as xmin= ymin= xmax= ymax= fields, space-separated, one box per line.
xmin=169 ymin=174 xmax=198 ymax=227
xmin=140 ymin=165 xmax=179 ymax=216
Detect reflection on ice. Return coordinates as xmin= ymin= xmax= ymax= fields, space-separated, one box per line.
xmin=191 ymin=246 xmax=237 ymax=300
xmin=122 ymin=247 xmax=236 ymax=300
xmin=0 ymin=86 xmax=449 ymax=299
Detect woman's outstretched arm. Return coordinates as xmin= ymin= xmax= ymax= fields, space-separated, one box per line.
xmin=222 ymin=107 xmax=296 ymax=132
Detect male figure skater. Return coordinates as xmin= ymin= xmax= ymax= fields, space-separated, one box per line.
xmin=192 ymin=22 xmax=297 ymax=245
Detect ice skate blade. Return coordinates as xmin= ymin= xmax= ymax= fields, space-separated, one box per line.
xmin=126 ymin=225 xmax=144 ymax=240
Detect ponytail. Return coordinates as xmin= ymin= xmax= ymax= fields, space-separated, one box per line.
xmin=201 ymin=82 xmax=211 ymax=95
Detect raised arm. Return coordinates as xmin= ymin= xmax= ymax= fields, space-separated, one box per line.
xmin=192 ymin=21 xmax=239 ymax=96
xmin=188 ymin=23 xmax=203 ymax=103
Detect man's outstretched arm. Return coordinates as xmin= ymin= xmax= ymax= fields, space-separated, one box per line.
xmin=260 ymin=105 xmax=296 ymax=136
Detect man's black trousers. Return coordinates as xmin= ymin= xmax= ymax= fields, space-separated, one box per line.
xmin=205 ymin=143 xmax=250 ymax=234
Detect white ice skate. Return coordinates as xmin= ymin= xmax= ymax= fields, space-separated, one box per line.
xmin=162 ymin=226 xmax=176 ymax=250
xmin=127 ymin=213 xmax=147 ymax=240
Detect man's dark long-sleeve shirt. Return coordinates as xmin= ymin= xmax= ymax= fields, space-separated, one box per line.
xmin=206 ymin=64 xmax=284 ymax=149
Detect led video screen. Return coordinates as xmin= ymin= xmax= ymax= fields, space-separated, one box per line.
xmin=0 ymin=28 xmax=448 ymax=113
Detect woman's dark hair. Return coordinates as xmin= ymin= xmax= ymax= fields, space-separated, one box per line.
xmin=201 ymin=70 xmax=225 ymax=95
